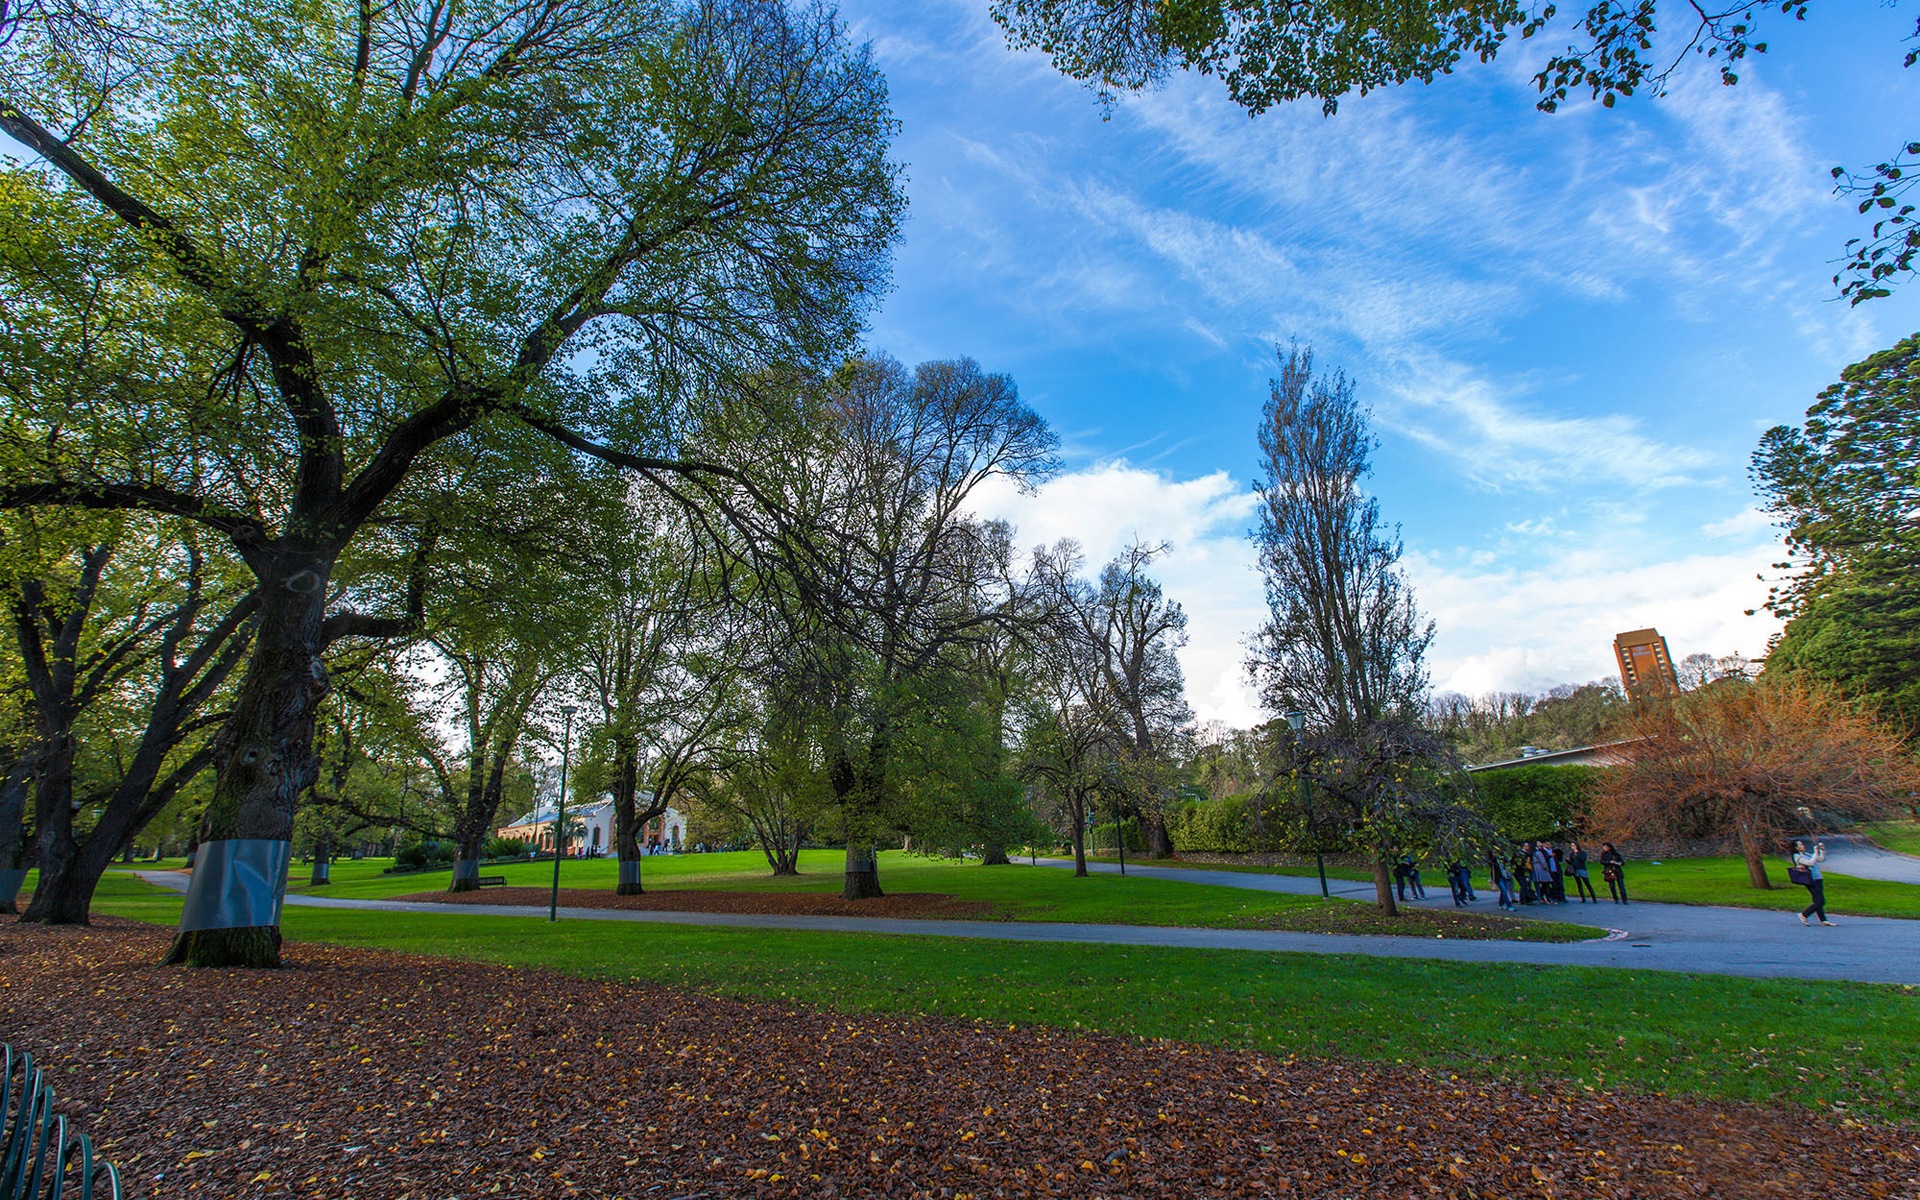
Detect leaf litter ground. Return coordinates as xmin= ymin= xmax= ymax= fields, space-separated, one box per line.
xmin=1 ymin=921 xmax=1912 ymax=1199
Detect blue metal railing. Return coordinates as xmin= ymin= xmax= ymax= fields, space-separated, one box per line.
xmin=0 ymin=1046 xmax=120 ymax=1200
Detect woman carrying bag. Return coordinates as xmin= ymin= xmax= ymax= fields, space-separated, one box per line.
xmin=1790 ymin=839 xmax=1834 ymax=926
xmin=1599 ymin=843 xmax=1627 ymax=904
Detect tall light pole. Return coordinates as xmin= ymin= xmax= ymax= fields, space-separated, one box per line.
xmin=549 ymin=705 xmax=577 ymax=923
xmin=1285 ymin=711 xmax=1328 ymax=898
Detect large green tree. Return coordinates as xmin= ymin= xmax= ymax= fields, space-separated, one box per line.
xmin=1754 ymin=332 xmax=1920 ymax=728
xmin=0 ymin=0 xmax=901 ymax=964
xmin=4 ymin=514 xmax=255 ymax=924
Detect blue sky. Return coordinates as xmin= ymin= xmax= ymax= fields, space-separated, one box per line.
xmin=840 ymin=0 xmax=1920 ymax=726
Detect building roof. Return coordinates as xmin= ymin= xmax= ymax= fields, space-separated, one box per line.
xmin=1466 ymin=740 xmax=1638 ymax=772
xmin=502 ymin=796 xmax=628 ymax=827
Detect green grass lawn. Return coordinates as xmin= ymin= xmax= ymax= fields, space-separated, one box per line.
xmin=267 ymin=850 xmax=1599 ymax=941
xmin=1621 ymin=856 xmax=1920 ymax=918
xmin=1865 ymin=819 xmax=1920 ymax=858
xmin=83 ymin=872 xmax=1920 ymax=1123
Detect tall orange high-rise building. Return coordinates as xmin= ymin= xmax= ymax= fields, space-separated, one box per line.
xmin=1614 ymin=628 xmax=1678 ymax=693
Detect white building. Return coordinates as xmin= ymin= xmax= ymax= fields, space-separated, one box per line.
xmin=496 ymin=792 xmax=685 ymax=855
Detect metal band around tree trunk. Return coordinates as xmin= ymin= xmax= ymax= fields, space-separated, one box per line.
xmin=0 ymin=868 xmax=23 ymax=905
xmin=619 ymin=859 xmax=642 ymax=886
xmin=453 ymin=858 xmax=480 ymax=881
xmin=177 ymin=838 xmax=292 ymax=932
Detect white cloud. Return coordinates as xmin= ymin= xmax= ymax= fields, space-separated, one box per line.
xmin=970 ymin=464 xmax=1789 ymax=727
xmin=1703 ymin=507 xmax=1776 ymax=538
xmin=970 ymin=463 xmax=1266 ymax=727
xmin=1410 ymin=536 xmax=1784 ymax=698
xmin=1377 ymin=354 xmax=1716 ymax=493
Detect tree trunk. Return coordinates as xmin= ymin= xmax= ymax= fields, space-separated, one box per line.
xmin=769 ymin=828 xmax=801 ymax=875
xmin=1144 ymin=813 xmax=1173 ymax=859
xmin=613 ymin=745 xmax=645 ymax=894
xmin=19 ymin=723 xmax=80 ymax=923
xmin=1736 ymin=815 xmax=1772 ymax=889
xmin=22 ymin=773 xmax=161 ymax=926
xmin=450 ymin=740 xmax=514 ymax=893
xmin=20 ymin=838 xmax=112 ymax=924
xmin=0 ymin=868 xmax=23 ymax=915
xmin=980 ymin=842 xmax=1010 ymax=866
xmin=1070 ymin=799 xmax=1088 ymax=877
xmin=0 ymin=756 xmax=27 ymax=906
xmin=1371 ymin=857 xmax=1398 ymax=914
xmin=162 ymin=572 xmax=327 ymax=968
xmin=0 ymin=759 xmax=30 ymax=915
xmin=309 ymin=834 xmax=331 ymax=886
xmin=842 ymin=843 xmax=883 ymax=899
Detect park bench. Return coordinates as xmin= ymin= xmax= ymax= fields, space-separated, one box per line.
xmin=1 ymin=1044 xmax=121 ymax=1199
xmin=476 ymin=876 xmax=508 ymax=888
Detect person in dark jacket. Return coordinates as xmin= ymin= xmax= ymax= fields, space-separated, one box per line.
xmin=1566 ymin=841 xmax=1597 ymax=903
xmin=1487 ymin=852 xmax=1516 ymax=910
xmin=1447 ymin=860 xmax=1474 ymax=905
xmin=1599 ymin=842 xmax=1627 ymax=904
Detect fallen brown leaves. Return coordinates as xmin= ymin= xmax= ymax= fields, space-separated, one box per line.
xmin=0 ymin=920 xmax=1912 ymax=1200
xmin=394 ymin=888 xmax=1006 ymax=920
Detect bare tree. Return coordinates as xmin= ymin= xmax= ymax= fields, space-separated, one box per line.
xmin=1064 ymin=541 xmax=1192 ymax=858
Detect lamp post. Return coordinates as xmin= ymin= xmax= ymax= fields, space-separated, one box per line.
xmin=1285 ymin=710 xmax=1328 ymax=898
xmin=549 ymin=704 xmax=577 ymax=923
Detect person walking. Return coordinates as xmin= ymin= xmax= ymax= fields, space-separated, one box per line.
xmin=1791 ymin=839 xmax=1835 ymax=926
xmin=1530 ymin=841 xmax=1555 ymax=904
xmin=1599 ymin=842 xmax=1627 ymax=904
xmin=1447 ymin=860 xmax=1474 ymax=905
xmin=1566 ymin=841 xmax=1597 ymax=903
xmin=1486 ymin=852 xmax=1516 ymax=910
xmin=1393 ymin=856 xmax=1411 ymax=902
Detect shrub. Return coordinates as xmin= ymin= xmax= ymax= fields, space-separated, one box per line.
xmin=396 ymin=838 xmax=456 ymax=870
xmin=1089 ymin=818 xmax=1144 ymax=853
xmin=1163 ymin=792 xmax=1315 ymax=854
xmin=1469 ymin=764 xmax=1598 ymax=841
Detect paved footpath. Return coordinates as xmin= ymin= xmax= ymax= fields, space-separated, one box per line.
xmin=135 ymin=866 xmax=1920 ymax=986
xmin=1816 ymin=836 xmax=1920 ymax=885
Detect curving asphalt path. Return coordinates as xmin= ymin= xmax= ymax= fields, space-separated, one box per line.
xmin=133 ymin=864 xmax=1920 ymax=986
xmin=1815 ymin=837 xmax=1920 ymax=885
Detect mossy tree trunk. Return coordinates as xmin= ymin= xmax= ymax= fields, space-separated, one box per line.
xmin=162 ymin=564 xmax=329 ymax=968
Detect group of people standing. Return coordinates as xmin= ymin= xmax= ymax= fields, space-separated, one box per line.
xmin=1427 ymin=840 xmax=1631 ymax=911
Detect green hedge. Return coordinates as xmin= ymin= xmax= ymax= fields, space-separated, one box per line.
xmin=1163 ymin=793 xmax=1299 ymax=854
xmin=1088 ymin=818 xmax=1144 ymax=853
xmin=1469 ymin=764 xmax=1600 ymax=840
